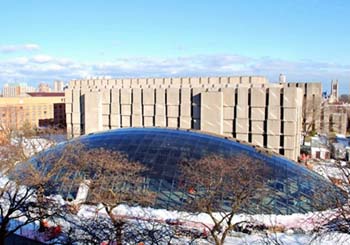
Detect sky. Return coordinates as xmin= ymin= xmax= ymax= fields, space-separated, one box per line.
xmin=0 ymin=0 xmax=349 ymax=94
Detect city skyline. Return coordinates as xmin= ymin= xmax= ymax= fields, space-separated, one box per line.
xmin=1 ymin=0 xmax=350 ymax=93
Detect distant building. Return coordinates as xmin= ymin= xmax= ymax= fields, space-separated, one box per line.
xmin=53 ymin=80 xmax=64 ymax=92
xmin=0 ymin=93 xmax=64 ymax=129
xmin=38 ymin=83 xmax=51 ymax=92
xmin=279 ymin=74 xmax=286 ymax=83
xmin=321 ymin=103 xmax=349 ymax=136
xmin=279 ymin=82 xmax=323 ymax=134
xmin=329 ymin=80 xmax=339 ymax=103
xmin=2 ymin=83 xmax=36 ymax=97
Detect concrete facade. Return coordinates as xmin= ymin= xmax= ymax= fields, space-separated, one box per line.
xmin=66 ymin=76 xmax=305 ymax=161
xmin=282 ymin=82 xmax=322 ymax=133
xmin=321 ymin=103 xmax=350 ymax=136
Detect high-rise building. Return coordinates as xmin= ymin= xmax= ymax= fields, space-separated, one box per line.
xmin=329 ymin=80 xmax=339 ymax=103
xmin=279 ymin=74 xmax=286 ymax=83
xmin=38 ymin=83 xmax=51 ymax=93
xmin=53 ymin=80 xmax=64 ymax=92
xmin=2 ymin=83 xmax=36 ymax=97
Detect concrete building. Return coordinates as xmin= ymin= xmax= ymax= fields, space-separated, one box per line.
xmin=279 ymin=74 xmax=286 ymax=83
xmin=65 ymin=76 xmax=307 ymax=160
xmin=329 ymin=80 xmax=339 ymax=103
xmin=0 ymin=93 xmax=65 ymax=129
xmin=321 ymin=103 xmax=350 ymax=136
xmin=2 ymin=83 xmax=36 ymax=97
xmin=38 ymin=83 xmax=51 ymax=92
xmin=54 ymin=80 xmax=64 ymax=92
xmin=281 ymin=82 xmax=322 ymax=133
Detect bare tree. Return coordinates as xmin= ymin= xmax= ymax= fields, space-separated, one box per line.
xmin=0 ymin=127 xmax=68 ymax=244
xmin=56 ymin=147 xmax=157 ymax=245
xmin=179 ymin=153 xmax=271 ymax=245
xmin=302 ymin=97 xmax=322 ymax=136
xmin=310 ymin=161 xmax=350 ymax=242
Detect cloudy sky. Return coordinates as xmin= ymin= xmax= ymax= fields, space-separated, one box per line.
xmin=1 ymin=0 xmax=349 ymax=93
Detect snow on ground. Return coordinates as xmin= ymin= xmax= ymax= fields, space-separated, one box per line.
xmin=10 ymin=136 xmax=54 ymax=157
xmin=72 ymin=203 xmax=350 ymax=244
xmin=313 ymin=160 xmax=347 ymax=180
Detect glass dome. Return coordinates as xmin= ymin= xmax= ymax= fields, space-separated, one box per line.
xmin=33 ymin=128 xmax=345 ymax=215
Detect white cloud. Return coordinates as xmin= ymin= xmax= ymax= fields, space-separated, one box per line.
xmin=0 ymin=53 xmax=349 ymax=93
xmin=0 ymin=43 xmax=40 ymax=53
xmin=31 ymin=55 xmax=53 ymax=63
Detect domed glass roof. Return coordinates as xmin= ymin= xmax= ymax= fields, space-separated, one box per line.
xmin=34 ymin=128 xmax=344 ymax=215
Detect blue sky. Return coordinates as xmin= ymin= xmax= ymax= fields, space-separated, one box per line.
xmin=0 ymin=0 xmax=349 ymax=93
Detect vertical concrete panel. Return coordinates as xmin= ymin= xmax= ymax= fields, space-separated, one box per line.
xmin=268 ymin=88 xmax=281 ymax=106
xmin=110 ymin=114 xmax=120 ymax=128
xmin=121 ymin=105 xmax=132 ymax=115
xmin=223 ymin=120 xmax=234 ymax=133
xmin=236 ymin=87 xmax=248 ymax=105
xmin=252 ymin=134 xmax=264 ymax=147
xmin=167 ymin=117 xmax=178 ymax=128
xmin=156 ymin=88 xmax=166 ymax=104
xmin=200 ymin=91 xmax=223 ymax=134
xmin=101 ymin=89 xmax=111 ymax=104
xmin=155 ymin=115 xmax=166 ymax=127
xmin=251 ymin=121 xmax=264 ymax=134
xmin=143 ymin=88 xmax=155 ymax=105
xmin=72 ymin=90 xmax=81 ymax=112
xmin=267 ymin=120 xmax=281 ymax=135
xmin=267 ymin=106 xmax=280 ymax=120
xmin=143 ymin=116 xmax=154 ymax=127
xmin=167 ymin=88 xmax=180 ymax=105
xmin=155 ymin=105 xmax=165 ymax=116
xmin=283 ymin=87 xmax=303 ymax=108
xmin=132 ymin=115 xmax=142 ymax=127
xmin=236 ymin=133 xmax=248 ymax=142
xmin=251 ymin=108 xmax=265 ymax=120
xmin=143 ymin=105 xmax=155 ymax=116
xmin=180 ymin=117 xmax=191 ymax=129
xmin=223 ymin=107 xmax=234 ymax=120
xmin=83 ymin=92 xmax=103 ymax=134
xmin=120 ymin=89 xmax=132 ymax=104
xmin=267 ymin=135 xmax=280 ymax=149
xmin=167 ymin=105 xmax=179 ymax=117
xmin=222 ymin=88 xmax=235 ymax=107
xmin=111 ymin=89 xmax=120 ymax=114
xmin=235 ymin=118 xmax=249 ymax=133
xmin=132 ymin=88 xmax=142 ymax=115
xmin=121 ymin=116 xmax=131 ymax=127
xmin=65 ymin=89 xmax=73 ymax=103
xmin=250 ymin=87 xmax=266 ymax=107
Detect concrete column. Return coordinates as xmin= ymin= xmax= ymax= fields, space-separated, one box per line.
xmin=132 ymin=88 xmax=142 ymax=127
xmin=200 ymin=91 xmax=223 ymax=134
xmin=83 ymin=92 xmax=103 ymax=134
